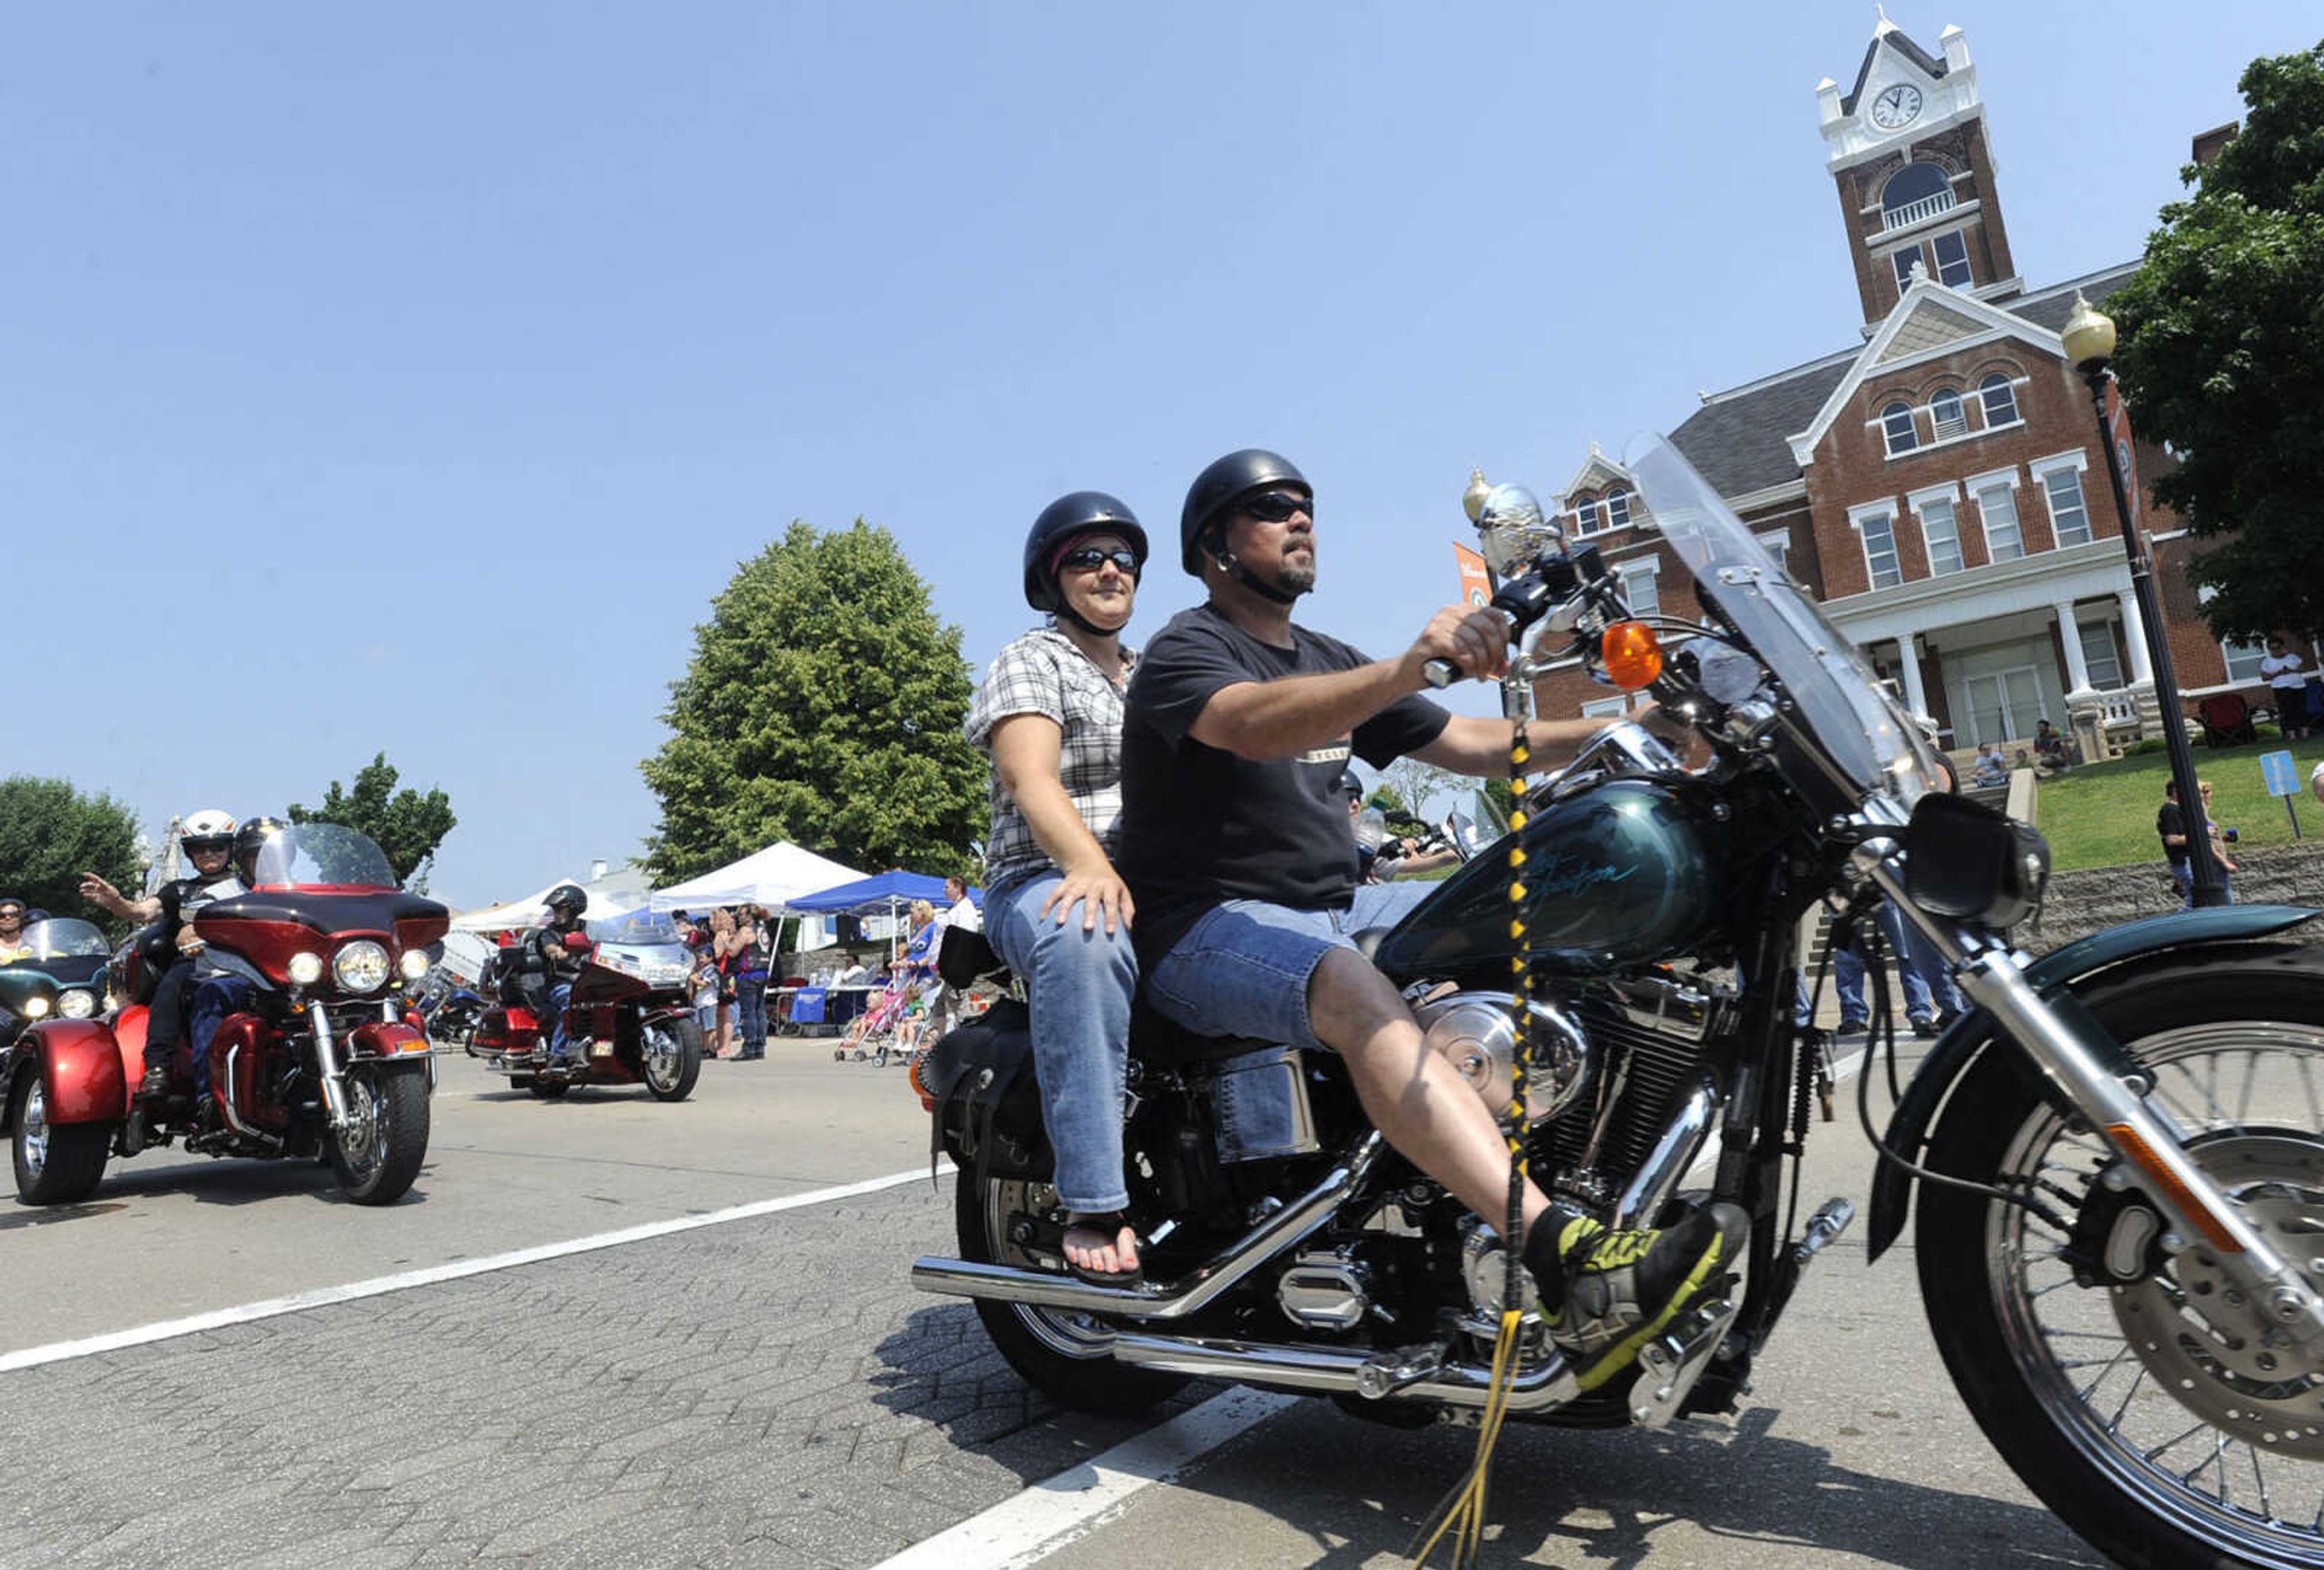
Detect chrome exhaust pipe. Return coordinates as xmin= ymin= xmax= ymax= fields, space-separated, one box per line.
xmin=910 ymin=1133 xmax=1382 ymax=1321
xmin=1612 ymin=1072 xmax=1721 ymax=1229
xmin=1109 ymin=1330 xmax=1580 ymax=1412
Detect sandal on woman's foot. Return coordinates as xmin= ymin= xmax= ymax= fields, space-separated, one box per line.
xmin=1062 ymin=1214 xmax=1143 ymax=1288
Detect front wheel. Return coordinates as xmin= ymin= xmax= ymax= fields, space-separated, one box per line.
xmin=1917 ymin=948 xmax=2324 ymax=1570
xmin=329 ymin=1063 xmax=429 ymax=1205
xmin=955 ymin=1172 xmax=1185 ymax=1416
xmin=640 ymin=1017 xmax=701 ymax=1102
xmin=10 ymin=1071 xmax=110 ymax=1205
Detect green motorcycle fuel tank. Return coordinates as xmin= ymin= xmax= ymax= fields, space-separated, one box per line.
xmin=1370 ymin=778 xmax=1726 ymax=979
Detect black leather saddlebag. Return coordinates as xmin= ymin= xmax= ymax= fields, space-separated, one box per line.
xmin=919 ymin=999 xmax=1049 ymax=1179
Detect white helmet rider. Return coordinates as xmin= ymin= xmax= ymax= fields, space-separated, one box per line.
xmin=180 ymin=809 xmax=237 ymax=858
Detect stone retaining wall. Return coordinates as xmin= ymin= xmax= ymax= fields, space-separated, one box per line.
xmin=2026 ymin=839 xmax=2324 ymax=951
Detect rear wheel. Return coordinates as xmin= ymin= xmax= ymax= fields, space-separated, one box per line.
xmin=954 ymin=1172 xmax=1185 ymax=1415
xmin=329 ymin=1063 xmax=429 ymax=1205
xmin=10 ymin=1071 xmax=110 ymax=1205
xmin=642 ymin=1018 xmax=701 ymax=1102
xmin=1917 ymin=950 xmax=2324 ymax=1570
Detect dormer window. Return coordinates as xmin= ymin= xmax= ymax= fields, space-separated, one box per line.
xmin=1930 ymin=388 xmax=1968 ymax=440
xmin=1604 ymin=487 xmax=1632 ymax=529
xmin=1880 ymin=162 xmax=1955 ymax=231
xmin=1572 ymin=498 xmax=1603 ymax=535
xmin=1881 ymin=401 xmax=1919 ymax=456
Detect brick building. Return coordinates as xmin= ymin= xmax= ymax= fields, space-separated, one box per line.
xmin=1534 ymin=19 xmax=2297 ymax=757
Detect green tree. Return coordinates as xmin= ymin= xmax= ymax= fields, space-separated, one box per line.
xmin=642 ymin=520 xmax=985 ymax=882
xmin=0 ymin=776 xmax=142 ymax=921
xmin=2111 ymin=39 xmax=2324 ymax=642
xmin=287 ymin=753 xmax=457 ymax=889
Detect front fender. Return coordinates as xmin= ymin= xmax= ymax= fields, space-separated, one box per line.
xmin=347 ymin=1021 xmax=431 ymax=1060
xmin=1863 ymin=903 xmax=2322 ymax=1262
xmin=21 ymin=1019 xmax=130 ymax=1126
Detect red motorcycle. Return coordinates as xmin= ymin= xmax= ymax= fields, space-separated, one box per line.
xmin=468 ymin=910 xmax=701 ymax=1102
xmin=2 ymin=823 xmax=447 ymax=1206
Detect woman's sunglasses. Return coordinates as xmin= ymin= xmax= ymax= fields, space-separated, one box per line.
xmin=1239 ymin=491 xmax=1311 ymax=524
xmin=1060 ymin=547 xmax=1140 ymax=574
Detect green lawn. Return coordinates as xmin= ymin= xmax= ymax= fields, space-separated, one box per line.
xmin=2032 ymin=734 xmax=2324 ymax=871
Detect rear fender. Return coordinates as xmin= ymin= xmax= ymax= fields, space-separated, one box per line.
xmin=1864 ymin=903 xmax=2322 ymax=1262
xmin=20 ymin=1019 xmax=130 ymax=1126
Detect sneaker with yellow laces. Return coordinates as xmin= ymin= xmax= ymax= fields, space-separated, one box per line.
xmin=1524 ymin=1201 xmax=1747 ymax=1387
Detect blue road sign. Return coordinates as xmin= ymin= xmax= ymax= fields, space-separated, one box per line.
xmin=2262 ymin=749 xmax=2300 ymax=797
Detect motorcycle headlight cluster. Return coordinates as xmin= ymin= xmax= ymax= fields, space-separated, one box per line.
xmin=58 ymin=988 xmax=97 ymax=1020
xmin=21 ymin=995 xmax=50 ymax=1020
xmin=287 ymin=951 xmax=326 ymax=986
xmin=333 ymin=941 xmax=392 ymax=994
xmin=399 ymin=950 xmax=430 ymax=981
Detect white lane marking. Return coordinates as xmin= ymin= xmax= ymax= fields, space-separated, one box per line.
xmin=870 ymin=1385 xmax=1300 ymax=1570
xmin=1683 ymin=1042 xmax=1875 ymax=1180
xmin=1 ymin=1161 xmax=951 ymax=1374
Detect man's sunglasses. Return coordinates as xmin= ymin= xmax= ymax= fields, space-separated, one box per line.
xmin=1238 ymin=490 xmax=1311 ymax=524
xmin=1060 ymin=546 xmax=1140 ymax=574
xmin=0 ymin=909 xmax=22 ymax=921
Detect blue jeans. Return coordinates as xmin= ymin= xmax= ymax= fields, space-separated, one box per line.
xmin=1145 ymin=901 xmax=1357 ymax=1161
xmin=2169 ymin=862 xmax=2234 ymax=909
xmin=986 ymin=870 xmax=1140 ymax=1215
xmin=188 ymin=976 xmax=256 ymax=1102
xmin=1833 ymin=901 xmax=1961 ymax=1026
xmin=737 ymin=974 xmax=767 ymax=1049
xmin=545 ymin=982 xmax=574 ymax=1059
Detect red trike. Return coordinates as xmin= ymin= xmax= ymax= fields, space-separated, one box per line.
xmin=468 ymin=910 xmax=702 ymax=1102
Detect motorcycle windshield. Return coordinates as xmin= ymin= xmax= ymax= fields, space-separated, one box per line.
xmin=589 ymin=909 xmax=683 ymax=945
xmin=11 ymin=919 xmax=110 ymax=962
xmin=1626 ymin=435 xmax=1944 ymax=804
xmin=243 ymin=823 xmax=402 ymax=891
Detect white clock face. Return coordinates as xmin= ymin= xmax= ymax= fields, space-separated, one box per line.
xmin=1871 ymin=84 xmax=1923 ymax=130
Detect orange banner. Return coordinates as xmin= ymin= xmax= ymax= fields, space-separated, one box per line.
xmin=1454 ymin=542 xmax=1493 ymax=609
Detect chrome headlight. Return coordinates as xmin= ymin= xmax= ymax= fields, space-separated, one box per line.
xmin=399 ymin=950 xmax=430 ymax=981
xmin=287 ymin=951 xmax=326 ymax=986
xmin=333 ymin=941 xmax=392 ymax=994
xmin=57 ymin=988 xmax=97 ymax=1020
xmin=21 ymin=995 xmax=50 ymax=1020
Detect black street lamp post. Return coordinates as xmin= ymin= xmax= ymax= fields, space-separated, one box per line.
xmin=2060 ymin=291 xmax=2227 ymax=907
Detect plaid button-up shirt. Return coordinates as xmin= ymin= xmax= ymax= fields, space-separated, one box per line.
xmin=965 ymin=627 xmax=1140 ymax=892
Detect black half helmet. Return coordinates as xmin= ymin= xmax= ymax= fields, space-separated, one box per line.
xmin=1023 ymin=491 xmax=1147 ymax=613
xmin=1179 ymin=448 xmax=1310 ymax=576
xmin=1337 ymin=768 xmax=1364 ymax=801
xmin=543 ymin=883 xmax=589 ymax=919
xmin=231 ymin=815 xmax=289 ymax=881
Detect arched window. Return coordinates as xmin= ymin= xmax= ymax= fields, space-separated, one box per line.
xmin=1930 ymin=387 xmax=1968 ymax=439
xmin=1980 ymin=373 xmax=2020 ymax=427
xmin=1604 ymin=487 xmax=1633 ymax=528
xmin=1882 ymin=401 xmax=1919 ymax=456
xmin=1880 ymin=163 xmax=1954 ymax=229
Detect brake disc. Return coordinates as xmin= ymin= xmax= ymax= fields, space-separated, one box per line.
xmin=2110 ymin=1133 xmax=2324 ymax=1458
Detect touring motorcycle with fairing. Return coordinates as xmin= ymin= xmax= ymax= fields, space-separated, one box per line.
xmin=911 ymin=439 xmax=2324 ymax=1570
xmin=467 ymin=909 xmax=701 ymax=1102
xmin=2 ymin=823 xmax=446 ymax=1206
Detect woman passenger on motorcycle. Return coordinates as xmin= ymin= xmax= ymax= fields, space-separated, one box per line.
xmin=79 ymin=809 xmax=243 ymax=1117
xmin=963 ymin=491 xmax=1148 ymax=1284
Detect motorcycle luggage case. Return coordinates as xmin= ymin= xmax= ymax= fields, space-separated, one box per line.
xmin=920 ymin=1000 xmax=1049 ymax=1178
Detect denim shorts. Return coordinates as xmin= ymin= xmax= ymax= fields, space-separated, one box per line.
xmin=1144 ymin=900 xmax=1356 ymax=1055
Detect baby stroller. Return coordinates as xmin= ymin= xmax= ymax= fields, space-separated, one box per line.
xmin=834 ymin=976 xmax=924 ymax=1065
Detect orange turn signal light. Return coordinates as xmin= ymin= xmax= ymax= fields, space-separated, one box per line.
xmin=1601 ymin=622 xmax=1664 ymax=690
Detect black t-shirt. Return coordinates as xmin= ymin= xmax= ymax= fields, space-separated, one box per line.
xmin=1118 ymin=605 xmax=1451 ymax=962
xmin=2156 ymin=801 xmax=2190 ymax=864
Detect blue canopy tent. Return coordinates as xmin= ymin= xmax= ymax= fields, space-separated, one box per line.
xmin=786 ymin=870 xmax=982 ymax=962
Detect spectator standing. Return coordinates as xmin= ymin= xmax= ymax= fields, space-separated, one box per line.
xmin=731 ymin=904 xmax=770 ymax=1060
xmin=925 ymin=875 xmax=980 ymax=1040
xmin=2260 ymin=637 xmax=2311 ymax=739
xmin=2159 ymin=779 xmax=2238 ymax=908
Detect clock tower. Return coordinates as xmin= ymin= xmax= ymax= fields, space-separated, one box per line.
xmin=1818 ymin=19 xmax=2020 ymax=329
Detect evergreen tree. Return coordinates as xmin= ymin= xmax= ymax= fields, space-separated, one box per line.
xmin=642 ymin=521 xmax=984 ymax=882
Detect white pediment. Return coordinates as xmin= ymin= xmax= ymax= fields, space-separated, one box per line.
xmin=1820 ymin=23 xmax=1983 ymax=169
xmin=1555 ymin=442 xmax=1634 ymax=506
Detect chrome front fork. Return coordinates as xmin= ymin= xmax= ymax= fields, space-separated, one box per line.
xmin=1865 ymin=858 xmax=2324 ymax=1348
xmin=309 ymin=1001 xmax=352 ymax=1129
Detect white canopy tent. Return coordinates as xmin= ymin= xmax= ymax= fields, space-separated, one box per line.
xmin=645 ymin=842 xmax=866 ymax=915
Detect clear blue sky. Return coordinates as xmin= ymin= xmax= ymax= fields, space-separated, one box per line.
xmin=9 ymin=3 xmax=2306 ymax=908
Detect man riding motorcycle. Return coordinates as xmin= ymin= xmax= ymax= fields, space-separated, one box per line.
xmin=523 ymin=884 xmax=592 ymax=1065
xmin=79 ymin=809 xmax=246 ymax=1137
xmin=1116 ymin=448 xmax=1746 ymax=1385
xmin=175 ymin=816 xmax=294 ymax=1132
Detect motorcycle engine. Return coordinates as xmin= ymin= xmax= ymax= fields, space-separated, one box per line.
xmin=1410 ymin=991 xmax=1592 ymax=1126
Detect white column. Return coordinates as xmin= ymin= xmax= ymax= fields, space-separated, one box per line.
xmin=1896 ymin=635 xmax=1931 ymax=719
xmin=2117 ymin=586 xmax=2155 ymax=685
xmin=2056 ymin=600 xmax=2093 ymax=695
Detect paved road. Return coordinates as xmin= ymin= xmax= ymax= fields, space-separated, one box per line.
xmin=0 ymin=1036 xmax=2115 ymax=1569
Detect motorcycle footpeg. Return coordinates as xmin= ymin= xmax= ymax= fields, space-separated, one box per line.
xmin=1627 ymin=1295 xmax=1740 ymax=1430
xmin=1354 ymin=1339 xmax=1451 ymax=1401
